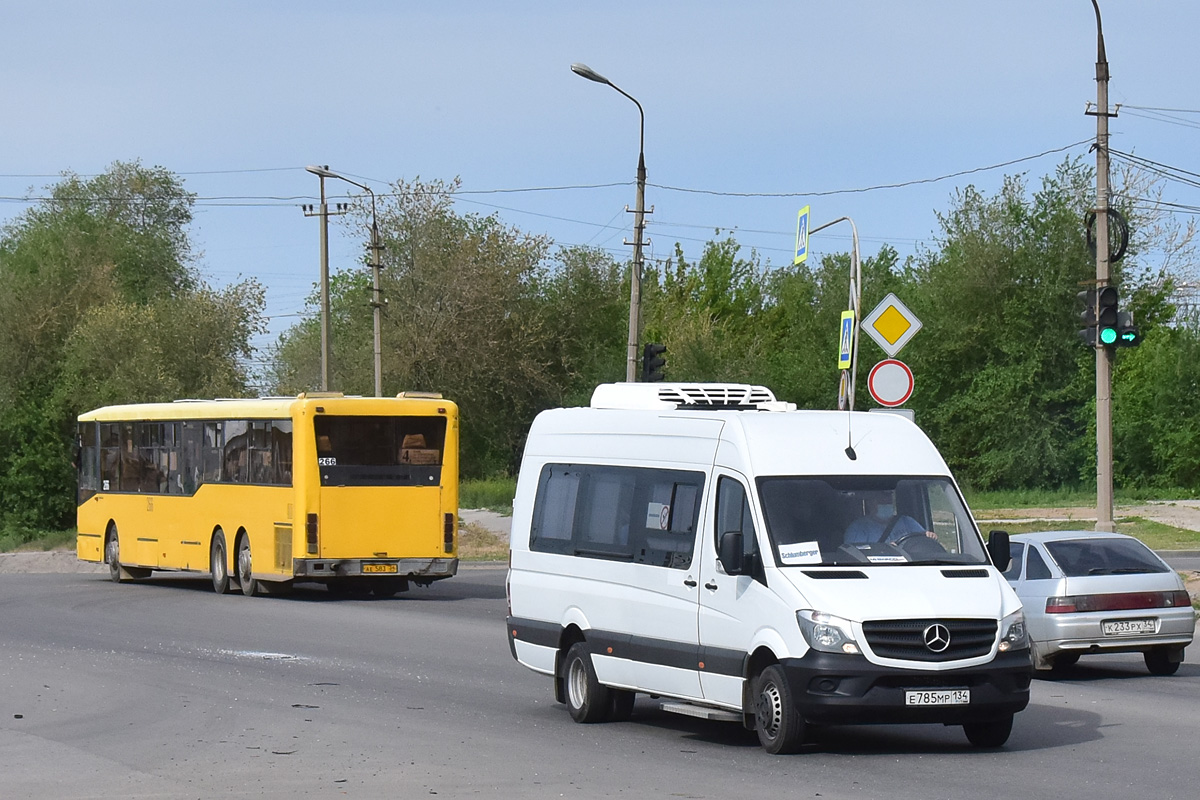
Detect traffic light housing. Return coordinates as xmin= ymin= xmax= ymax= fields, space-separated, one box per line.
xmin=1077 ymin=288 xmax=1097 ymax=346
xmin=642 ymin=343 xmax=666 ymax=382
xmin=1096 ymin=286 xmax=1119 ymax=346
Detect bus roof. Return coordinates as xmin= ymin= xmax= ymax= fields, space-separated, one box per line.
xmin=77 ymin=393 xmax=456 ymax=422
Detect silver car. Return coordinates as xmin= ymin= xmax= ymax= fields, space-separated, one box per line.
xmin=1003 ymin=531 xmax=1195 ymax=675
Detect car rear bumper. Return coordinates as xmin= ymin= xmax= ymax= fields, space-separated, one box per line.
xmin=1032 ymin=607 xmax=1196 ymax=653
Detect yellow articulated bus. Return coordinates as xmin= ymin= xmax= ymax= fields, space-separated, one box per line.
xmin=76 ymin=392 xmax=459 ymax=597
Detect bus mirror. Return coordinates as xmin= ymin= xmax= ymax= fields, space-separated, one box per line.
xmin=718 ymin=531 xmax=745 ymax=575
xmin=987 ymin=530 xmax=1011 ymax=572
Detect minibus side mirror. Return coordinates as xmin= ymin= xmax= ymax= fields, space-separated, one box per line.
xmin=987 ymin=530 xmax=1011 ymax=572
xmin=718 ymin=531 xmax=745 ymax=575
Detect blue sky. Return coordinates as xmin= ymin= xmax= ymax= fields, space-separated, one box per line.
xmin=2 ymin=1 xmax=1197 ymax=364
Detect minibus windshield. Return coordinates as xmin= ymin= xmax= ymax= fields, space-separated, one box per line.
xmin=757 ymin=475 xmax=989 ymax=567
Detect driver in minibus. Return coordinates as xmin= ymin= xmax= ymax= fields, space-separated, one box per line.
xmin=844 ymin=490 xmax=938 ymax=545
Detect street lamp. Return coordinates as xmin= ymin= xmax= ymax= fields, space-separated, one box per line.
xmin=304 ymin=165 xmax=384 ymax=396
xmin=571 ymin=62 xmax=649 ymax=383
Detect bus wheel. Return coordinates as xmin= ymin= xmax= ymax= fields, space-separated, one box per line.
xmin=752 ymin=664 xmax=805 ymax=754
xmin=563 ymin=642 xmax=611 ymax=723
xmin=105 ymin=527 xmax=122 ymax=584
xmin=210 ymin=530 xmax=231 ymax=594
xmin=370 ymin=577 xmax=408 ymax=598
xmin=237 ymin=536 xmax=259 ymax=597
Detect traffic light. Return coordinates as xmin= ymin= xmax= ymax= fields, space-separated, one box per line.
xmin=1096 ymin=286 xmax=1119 ymax=346
xmin=1115 ymin=310 xmax=1142 ymax=348
xmin=642 ymin=343 xmax=666 ymax=382
xmin=1077 ymin=286 xmax=1140 ymax=348
xmin=1077 ymin=288 xmax=1097 ymax=346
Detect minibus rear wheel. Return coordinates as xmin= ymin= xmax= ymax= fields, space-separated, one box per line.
xmin=563 ymin=643 xmax=611 ymax=723
xmin=752 ymin=665 xmax=805 ymax=754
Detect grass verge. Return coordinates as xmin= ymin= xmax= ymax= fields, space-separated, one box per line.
xmin=980 ymin=516 xmax=1200 ymax=551
xmin=460 ymin=477 xmax=516 ymax=515
xmin=0 ymin=526 xmax=76 ymax=553
xmin=966 ymin=487 xmax=1200 ymax=510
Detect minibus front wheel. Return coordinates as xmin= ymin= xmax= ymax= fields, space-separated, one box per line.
xmin=563 ymin=642 xmax=611 ymax=723
xmin=752 ymin=665 xmax=806 ymax=754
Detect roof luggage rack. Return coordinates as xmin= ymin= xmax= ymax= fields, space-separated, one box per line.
xmin=590 ymin=382 xmax=793 ymax=411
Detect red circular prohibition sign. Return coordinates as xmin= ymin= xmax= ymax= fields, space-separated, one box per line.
xmin=867 ymin=359 xmax=915 ymax=407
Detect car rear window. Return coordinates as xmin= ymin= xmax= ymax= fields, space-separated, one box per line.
xmin=1044 ymin=538 xmax=1170 ymax=577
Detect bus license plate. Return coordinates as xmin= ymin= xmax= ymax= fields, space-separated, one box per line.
xmin=905 ymin=689 xmax=969 ymax=706
xmin=1103 ymin=618 xmax=1156 ymax=636
xmin=363 ymin=563 xmax=398 ymax=574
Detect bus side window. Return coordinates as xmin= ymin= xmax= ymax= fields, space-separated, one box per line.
xmin=78 ymin=422 xmax=99 ymax=498
xmin=100 ymin=423 xmax=120 ymax=491
xmin=272 ymin=420 xmax=293 ymax=485
xmin=223 ymin=420 xmax=249 ymax=483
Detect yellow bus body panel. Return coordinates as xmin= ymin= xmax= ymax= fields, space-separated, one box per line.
xmin=316 ymin=486 xmax=445 ymax=559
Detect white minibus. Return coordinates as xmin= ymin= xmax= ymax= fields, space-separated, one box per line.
xmin=505 ymin=383 xmax=1030 ymax=754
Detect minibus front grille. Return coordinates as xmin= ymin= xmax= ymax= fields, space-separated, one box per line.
xmin=861 ymin=618 xmax=997 ymax=662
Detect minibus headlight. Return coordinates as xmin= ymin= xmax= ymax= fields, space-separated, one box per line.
xmin=998 ymin=609 xmax=1028 ymax=652
xmin=796 ymin=610 xmax=861 ymax=655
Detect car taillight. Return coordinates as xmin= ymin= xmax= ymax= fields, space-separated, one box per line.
xmin=1046 ymin=591 xmax=1191 ymax=614
xmin=444 ymin=512 xmax=455 ymax=553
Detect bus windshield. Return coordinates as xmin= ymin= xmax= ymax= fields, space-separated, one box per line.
xmin=314 ymin=415 xmax=447 ymax=487
xmin=757 ymin=475 xmax=988 ymax=567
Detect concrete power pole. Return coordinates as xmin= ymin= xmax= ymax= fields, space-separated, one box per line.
xmin=1089 ymin=0 xmax=1116 ymax=532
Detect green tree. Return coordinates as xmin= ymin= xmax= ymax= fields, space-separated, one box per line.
xmin=0 ymin=161 xmax=262 ymax=534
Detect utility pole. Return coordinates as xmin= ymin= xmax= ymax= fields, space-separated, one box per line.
xmin=1088 ymin=0 xmax=1116 ymax=532
xmin=628 ymin=148 xmax=649 ymax=383
xmin=369 ymin=214 xmax=384 ymax=397
xmin=303 ymin=167 xmax=348 ymax=391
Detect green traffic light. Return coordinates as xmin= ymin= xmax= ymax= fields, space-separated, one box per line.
xmin=1099 ymin=327 xmax=1118 ymax=345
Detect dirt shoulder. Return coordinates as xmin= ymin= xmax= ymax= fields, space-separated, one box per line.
xmin=974 ymin=499 xmax=1200 ymax=532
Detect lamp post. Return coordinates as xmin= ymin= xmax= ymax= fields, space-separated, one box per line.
xmin=304 ymin=166 xmax=384 ymax=396
xmin=571 ymin=62 xmax=649 ymax=383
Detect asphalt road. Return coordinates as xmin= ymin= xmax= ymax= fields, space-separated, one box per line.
xmin=1 ymin=569 xmax=1197 ymax=800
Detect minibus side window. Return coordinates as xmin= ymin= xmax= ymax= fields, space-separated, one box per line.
xmin=529 ymin=463 xmax=702 ymax=569
xmin=716 ymin=477 xmax=762 ymax=580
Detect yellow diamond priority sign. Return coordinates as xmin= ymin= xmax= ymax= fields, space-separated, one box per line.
xmin=861 ymin=292 xmax=922 ymax=357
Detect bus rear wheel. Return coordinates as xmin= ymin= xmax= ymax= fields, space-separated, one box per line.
xmin=237 ymin=536 xmax=259 ymax=597
xmin=210 ymin=530 xmax=231 ymax=594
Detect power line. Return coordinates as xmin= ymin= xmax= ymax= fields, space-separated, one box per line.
xmin=647 ymin=140 xmax=1093 ymax=198
xmin=1121 ymin=105 xmax=1200 ymax=114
